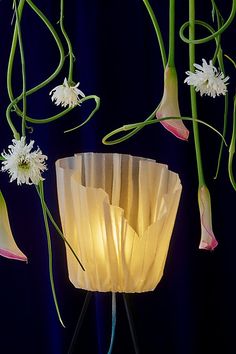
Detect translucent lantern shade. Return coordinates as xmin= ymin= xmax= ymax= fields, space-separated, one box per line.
xmin=56 ymin=153 xmax=182 ymax=293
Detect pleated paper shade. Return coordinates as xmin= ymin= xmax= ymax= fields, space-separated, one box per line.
xmin=56 ymin=153 xmax=182 ymax=293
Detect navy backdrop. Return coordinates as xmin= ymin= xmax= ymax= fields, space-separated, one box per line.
xmin=0 ymin=1 xmax=235 ymax=353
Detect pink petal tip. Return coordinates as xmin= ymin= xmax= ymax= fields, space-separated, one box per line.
xmin=0 ymin=248 xmax=27 ymax=262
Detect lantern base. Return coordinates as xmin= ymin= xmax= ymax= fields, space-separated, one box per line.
xmin=67 ymin=292 xmax=139 ymax=354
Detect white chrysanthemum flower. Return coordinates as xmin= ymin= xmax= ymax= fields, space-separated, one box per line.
xmin=184 ymin=59 xmax=229 ymax=98
xmin=1 ymin=137 xmax=47 ymax=185
xmin=49 ymin=78 xmax=85 ymax=108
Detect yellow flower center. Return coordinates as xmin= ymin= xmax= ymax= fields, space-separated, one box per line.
xmin=18 ymin=157 xmax=30 ymax=170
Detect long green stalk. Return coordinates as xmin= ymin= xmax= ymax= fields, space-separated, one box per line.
xmin=142 ymin=0 xmax=167 ymax=69
xmin=228 ymin=95 xmax=236 ymax=190
xmin=59 ymin=0 xmax=74 ymax=82
xmin=189 ymin=0 xmax=205 ymax=186
xmin=168 ymin=0 xmax=175 ymax=67
xmin=38 ymin=182 xmax=65 ymax=327
xmin=13 ymin=0 xmax=27 ymax=137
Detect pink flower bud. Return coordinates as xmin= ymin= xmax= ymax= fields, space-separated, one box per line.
xmin=156 ymin=66 xmax=189 ymax=141
xmin=198 ymin=185 xmax=218 ymax=251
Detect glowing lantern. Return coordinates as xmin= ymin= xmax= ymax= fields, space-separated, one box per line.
xmin=56 ymin=153 xmax=182 ymax=292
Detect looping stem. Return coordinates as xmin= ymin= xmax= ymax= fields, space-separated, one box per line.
xmin=6 ymin=0 xmax=65 ymax=135
xmin=102 ymin=116 xmax=227 ymax=146
xmin=179 ymin=0 xmax=236 ymax=44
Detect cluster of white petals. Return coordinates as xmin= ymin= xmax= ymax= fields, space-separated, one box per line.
xmin=184 ymin=59 xmax=229 ymax=98
xmin=49 ymin=78 xmax=85 ymax=108
xmin=1 ymin=137 xmax=47 ymax=185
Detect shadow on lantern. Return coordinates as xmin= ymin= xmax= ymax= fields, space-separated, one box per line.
xmin=55 ymin=153 xmax=182 ymax=353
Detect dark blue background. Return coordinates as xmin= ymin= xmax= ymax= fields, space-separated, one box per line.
xmin=0 ymin=1 xmax=235 ymax=353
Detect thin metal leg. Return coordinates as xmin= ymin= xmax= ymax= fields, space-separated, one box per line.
xmin=123 ymin=294 xmax=140 ymax=354
xmin=67 ymin=291 xmax=92 ymax=354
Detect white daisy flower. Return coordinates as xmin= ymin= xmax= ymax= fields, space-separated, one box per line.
xmin=184 ymin=59 xmax=229 ymax=98
xmin=49 ymin=77 xmax=85 ymax=108
xmin=1 ymin=137 xmax=47 ymax=185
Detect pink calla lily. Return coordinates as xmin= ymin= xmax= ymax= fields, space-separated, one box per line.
xmin=0 ymin=190 xmax=27 ymax=261
xmin=156 ymin=66 xmax=189 ymax=141
xmin=198 ymin=185 xmax=218 ymax=251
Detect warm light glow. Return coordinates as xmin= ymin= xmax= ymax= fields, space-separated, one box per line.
xmin=56 ymin=153 xmax=182 ymax=292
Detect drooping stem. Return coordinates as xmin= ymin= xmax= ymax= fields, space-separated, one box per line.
xmin=102 ymin=115 xmax=227 ymax=146
xmin=189 ymin=0 xmax=205 ymax=186
xmin=102 ymin=0 xmax=166 ymax=146
xmin=228 ymin=95 xmax=236 ymax=190
xmin=168 ymin=0 xmax=175 ymax=67
xmin=13 ymin=0 xmax=27 ymax=137
xmin=38 ymin=182 xmax=65 ymax=327
xmin=142 ymin=0 xmax=167 ymax=69
xmin=64 ymin=95 xmax=101 ymax=133
xmin=6 ymin=0 xmax=25 ymax=139
xmin=35 ymin=186 xmax=84 ymax=270
xmin=7 ymin=0 xmax=25 ymax=103
xmin=26 ymin=0 xmax=65 ymax=93
xmin=211 ymin=4 xmax=229 ymax=178
xmin=6 ymin=0 xmax=65 ymax=134
xmin=60 ymin=0 xmax=74 ymax=82
xmin=214 ymin=71 xmax=229 ymax=179
xmin=6 ymin=0 xmax=98 ymax=134
xmin=102 ymin=107 xmax=157 ymax=145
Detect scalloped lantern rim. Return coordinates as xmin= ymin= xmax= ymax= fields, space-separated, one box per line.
xmin=56 ymin=153 xmax=182 ymax=293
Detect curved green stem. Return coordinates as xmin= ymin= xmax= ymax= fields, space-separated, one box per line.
xmin=180 ymin=0 xmax=236 ymax=44
xmin=102 ymin=0 xmax=166 ymax=146
xmin=168 ymin=0 xmax=175 ymax=67
xmin=7 ymin=0 xmax=65 ymax=134
xmin=214 ymin=91 xmax=229 ymax=179
xmin=224 ymin=54 xmax=236 ymax=69
xmin=6 ymin=100 xmax=20 ymax=140
xmin=142 ymin=0 xmax=167 ymax=69
xmin=182 ymin=11 xmax=229 ymax=180
xmin=213 ymin=2 xmax=229 ymax=177
xmin=35 ymin=186 xmax=85 ymax=270
xmin=189 ymin=0 xmax=205 ymax=186
xmin=214 ymin=49 xmax=229 ymax=178
xmin=38 ymin=182 xmax=65 ymax=327
xmin=102 ymin=106 xmax=157 ymax=145
xmin=64 ymin=95 xmax=100 ymax=133
xmin=228 ymin=95 xmax=236 ymax=190
xmin=7 ymin=94 xmax=99 ymax=136
xmin=59 ymin=0 xmax=74 ymax=82
xmin=187 ymin=20 xmax=221 ymax=64
xmin=6 ymin=0 xmax=25 ymax=138
xmin=7 ymin=0 xmax=25 ymax=102
xmin=25 ymin=0 xmax=65 ymax=93
xmin=102 ymin=116 xmax=227 ymax=146
xmin=185 ymin=11 xmax=229 ymax=180
xmin=211 ymin=0 xmax=223 ymax=64
xmin=13 ymin=0 xmax=27 ymax=137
